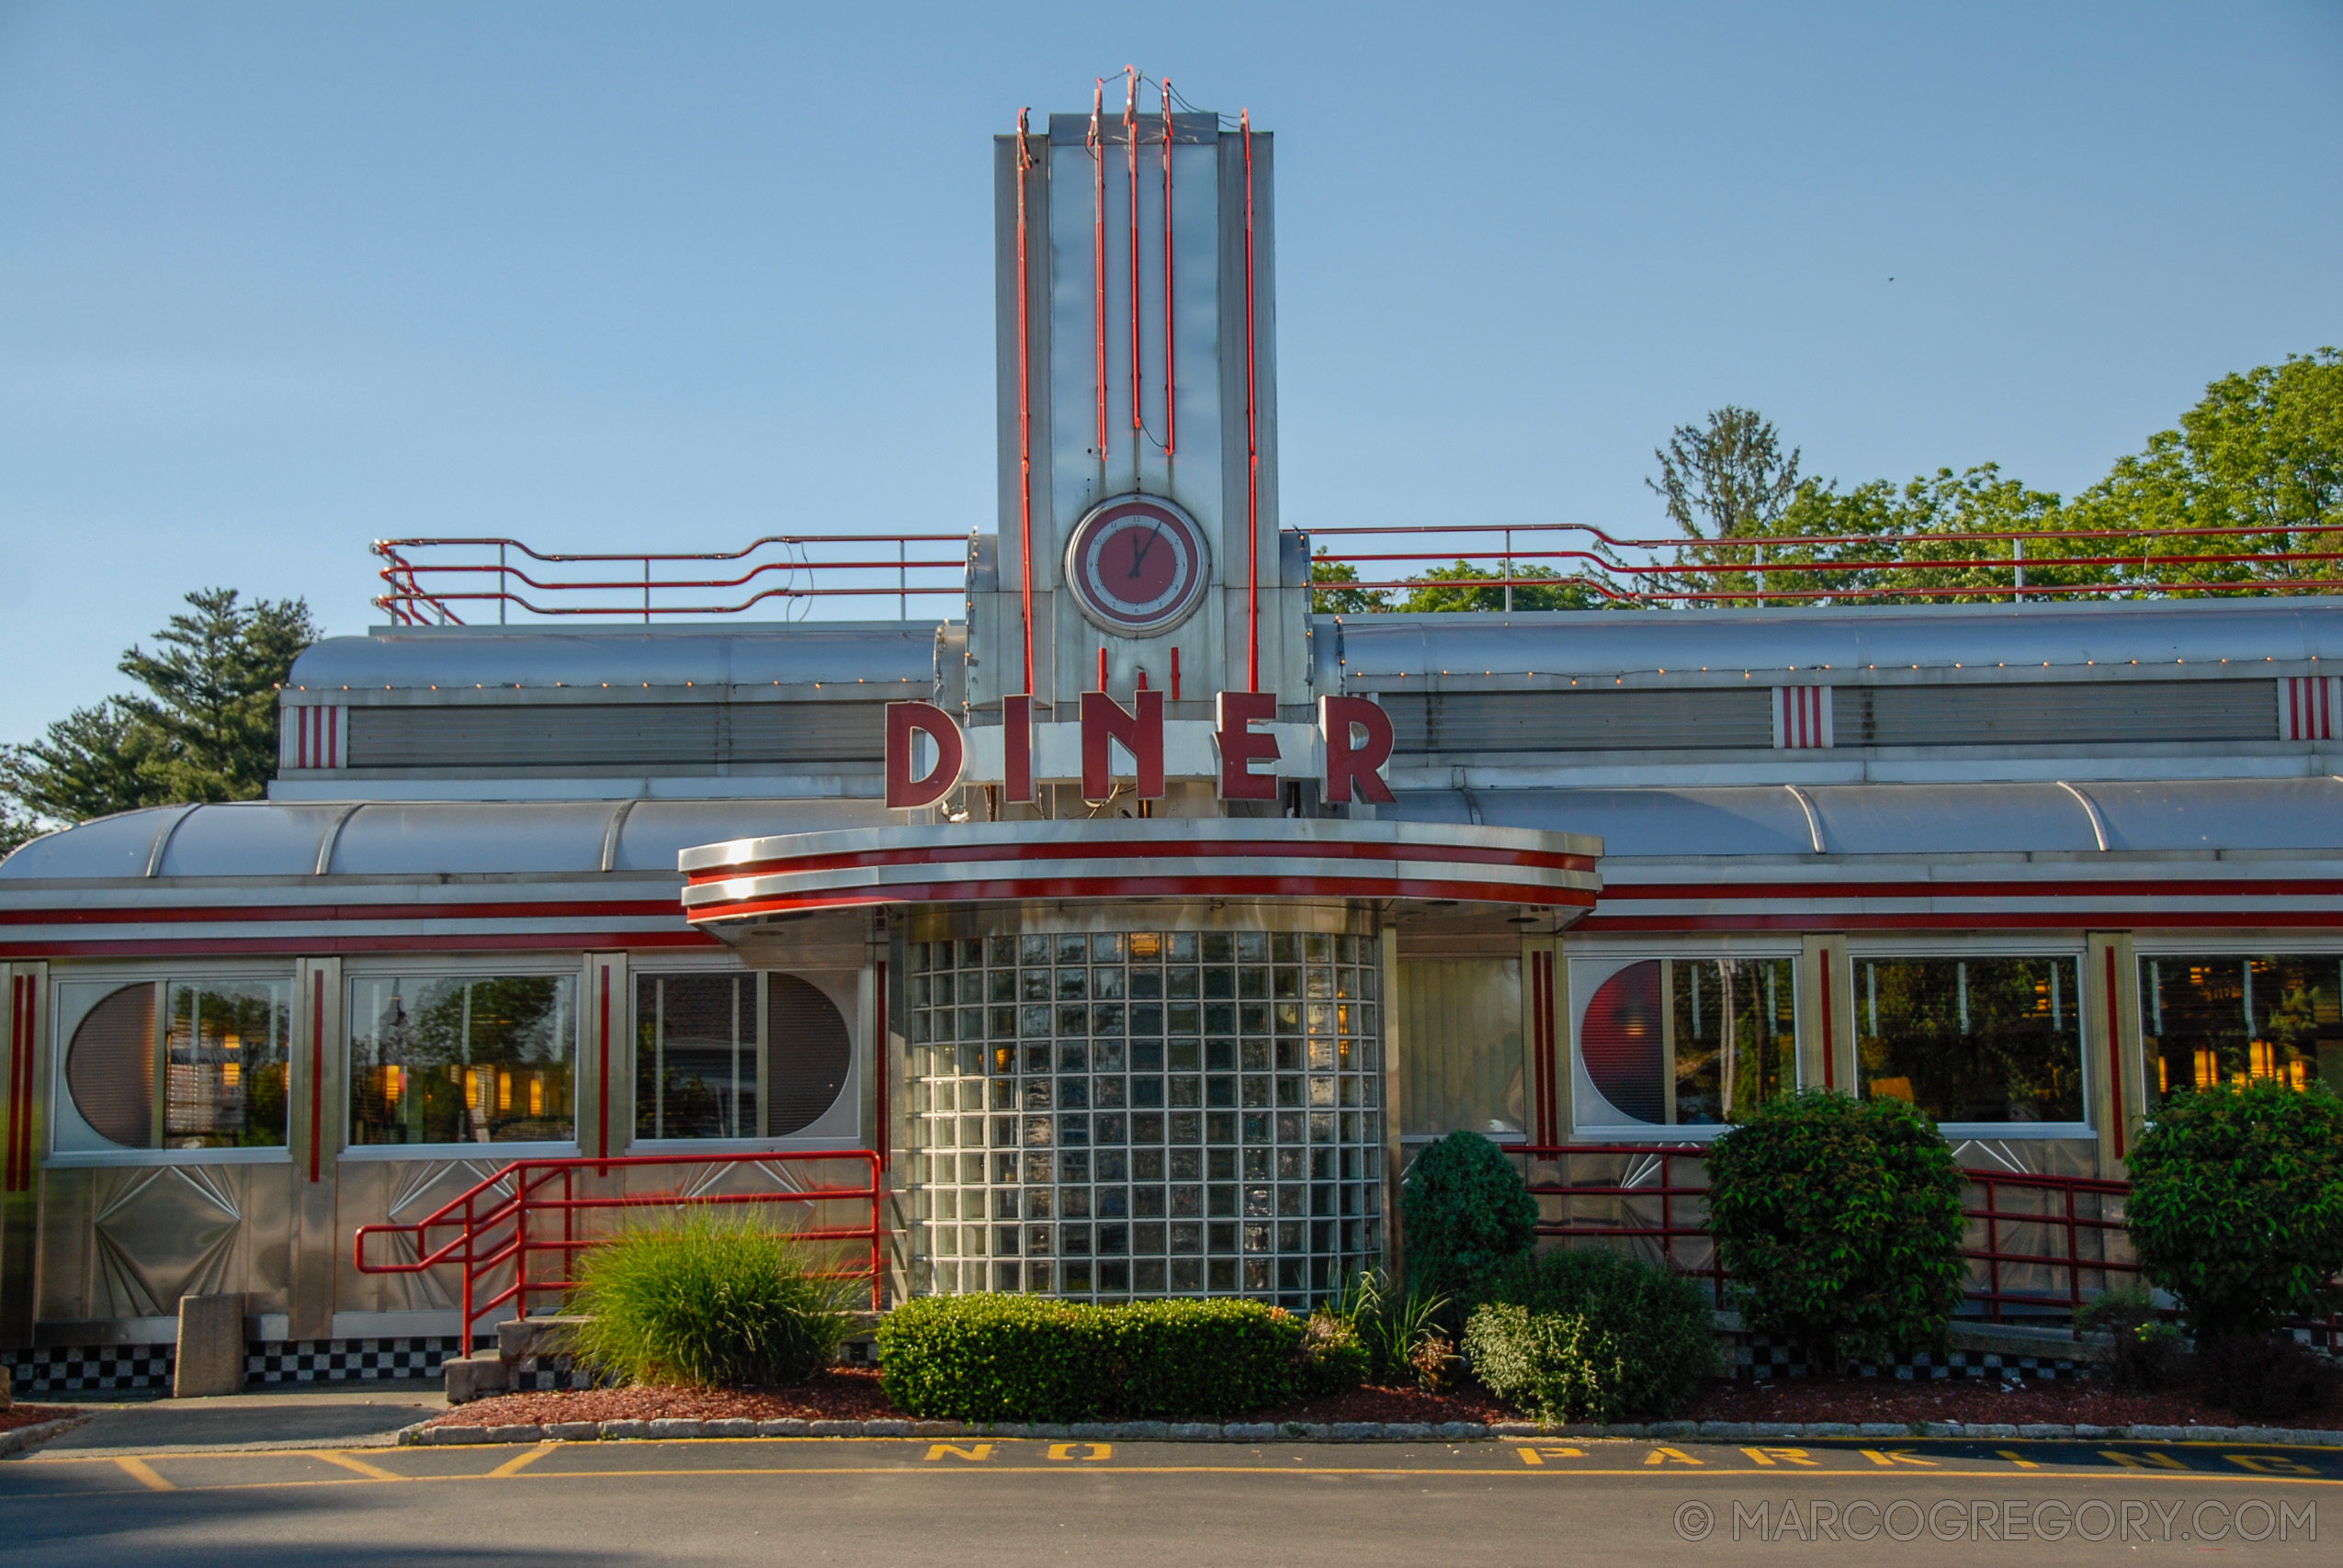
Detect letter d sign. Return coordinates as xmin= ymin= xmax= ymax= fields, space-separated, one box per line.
xmin=887 ymin=702 xmax=966 ymax=809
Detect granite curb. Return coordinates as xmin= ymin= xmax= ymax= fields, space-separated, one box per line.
xmin=394 ymin=1416 xmax=2343 ymax=1448
xmin=0 ymin=1416 xmax=95 ymax=1457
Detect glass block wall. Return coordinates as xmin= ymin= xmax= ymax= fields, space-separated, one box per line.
xmin=904 ymin=927 xmax=1385 ymax=1306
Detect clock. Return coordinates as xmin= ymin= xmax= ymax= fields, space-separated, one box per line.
xmin=1062 ymin=494 xmax=1211 ymax=637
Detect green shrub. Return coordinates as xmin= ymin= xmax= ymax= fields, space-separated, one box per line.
xmin=2073 ymin=1281 xmax=2181 ymax=1393
xmin=1401 ymin=1132 xmax=1538 ymax=1303
xmin=1477 ymin=1247 xmax=1717 ymax=1417
xmin=875 ymin=1294 xmax=1349 ymax=1421
xmin=565 ymin=1211 xmax=858 ymax=1388
xmin=2196 ymin=1330 xmax=2338 ymax=1420
xmin=1461 ymin=1303 xmax=1627 ymax=1425
xmin=2124 ymin=1077 xmax=2343 ymax=1338
xmin=1705 ymin=1089 xmax=1967 ymax=1367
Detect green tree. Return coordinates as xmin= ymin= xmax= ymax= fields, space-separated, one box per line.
xmin=1309 ymin=551 xmax=1390 ymax=615
xmin=1395 ymin=560 xmax=1606 ymax=613
xmin=1 ymin=588 xmax=319 ymax=833
xmin=1646 ymin=406 xmax=1805 ymax=605
xmin=2069 ymin=348 xmax=2342 ymax=593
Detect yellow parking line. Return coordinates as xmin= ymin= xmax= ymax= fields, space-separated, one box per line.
xmin=304 ymin=1450 xmax=408 ymax=1482
xmin=111 ymin=1456 xmax=175 ymax=1492
xmin=486 ymin=1444 xmax=558 ymax=1478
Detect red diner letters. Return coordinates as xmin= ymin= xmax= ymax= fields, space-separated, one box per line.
xmin=1320 ymin=694 xmax=1397 ymax=805
xmin=1081 ymin=689 xmax=1165 ymax=802
xmin=1002 ymin=694 xmax=1036 ymax=804
xmin=1216 ymin=691 xmax=1280 ymax=800
xmin=885 ymin=701 xmax=966 ymax=809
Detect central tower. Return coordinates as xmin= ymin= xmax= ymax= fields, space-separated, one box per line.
xmin=968 ymin=85 xmax=1309 ymax=768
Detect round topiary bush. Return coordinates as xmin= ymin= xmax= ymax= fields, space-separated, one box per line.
xmin=1705 ymin=1089 xmax=1966 ymax=1368
xmin=2124 ymin=1077 xmax=2343 ymax=1339
xmin=1400 ymin=1131 xmax=1538 ymax=1303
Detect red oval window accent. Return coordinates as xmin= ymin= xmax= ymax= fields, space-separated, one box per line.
xmin=1579 ymin=961 xmax=1663 ymax=1124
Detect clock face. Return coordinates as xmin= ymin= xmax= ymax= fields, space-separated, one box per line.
xmin=1062 ymin=494 xmax=1210 ymax=637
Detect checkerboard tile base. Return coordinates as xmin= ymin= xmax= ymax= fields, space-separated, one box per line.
xmin=246 ymin=1338 xmax=463 ymax=1384
xmin=1 ymin=1345 xmax=175 ymax=1395
xmin=1736 ymin=1337 xmax=2082 ymax=1382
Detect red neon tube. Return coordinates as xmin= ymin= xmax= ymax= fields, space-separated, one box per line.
xmin=1242 ymin=110 xmax=1260 ymax=692
xmin=309 ymin=968 xmax=324 ymax=1182
xmin=2105 ymin=946 xmax=2126 ymax=1160
xmin=1161 ymin=81 xmax=1175 ymax=457
xmin=1090 ymin=83 xmax=1106 ymax=459
xmin=1125 ymin=68 xmax=1140 ymax=438
xmin=1014 ymin=110 xmax=1036 ymax=698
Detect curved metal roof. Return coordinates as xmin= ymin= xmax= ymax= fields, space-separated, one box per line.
xmin=1389 ymin=775 xmax=2343 ymax=858
xmin=1333 ymin=597 xmax=2343 ymax=682
xmin=285 ymin=622 xmax=944 ymax=693
xmin=0 ymin=798 xmax=891 ymax=881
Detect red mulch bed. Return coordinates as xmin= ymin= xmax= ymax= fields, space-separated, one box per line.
xmin=0 ymin=1404 xmax=80 ymax=1434
xmin=428 ymin=1369 xmax=897 ymax=1429
xmin=1685 ymin=1373 xmax=2303 ymax=1429
xmin=432 ymin=1367 xmax=2326 ymax=1435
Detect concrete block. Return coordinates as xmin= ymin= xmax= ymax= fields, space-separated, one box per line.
xmin=1699 ymin=1422 xmax=1754 ymax=1439
xmin=1968 ymin=1423 xmax=2019 ymax=1438
xmin=862 ymin=1418 xmax=912 ymax=1437
xmin=1118 ymin=1421 xmax=1171 ymax=1440
xmin=174 ymin=1294 xmax=246 ymax=1398
xmin=485 ymin=1425 xmax=541 ymax=1443
xmin=1330 ymin=1422 xmax=1381 ymax=1441
xmin=1859 ymin=1422 xmax=1907 ymax=1438
xmin=441 ymin=1352 xmax=512 ymax=1405
xmin=704 ymin=1418 xmax=758 ymax=1438
xmin=429 ymin=1426 xmax=490 ymax=1444
xmin=2019 ymin=1423 xmax=2076 ymax=1439
xmin=1169 ymin=1423 xmax=1218 ymax=1441
xmin=1804 ymin=1421 xmax=1859 ymax=1436
xmin=1069 ymin=1422 xmax=1116 ymax=1440
xmin=1489 ymin=1422 xmax=1541 ymax=1437
xmin=599 ymin=1419 xmax=649 ymax=1438
xmin=1221 ymin=1422 xmax=1276 ymax=1440
xmin=546 ymin=1422 xmax=601 ymax=1441
xmin=495 ymin=1316 xmax=589 ymax=1362
xmin=758 ymin=1418 xmax=809 ymax=1437
xmin=912 ymin=1421 xmax=969 ymax=1437
xmin=807 ymin=1419 xmax=861 ymax=1437
xmin=647 ymin=1418 xmax=704 ymax=1438
xmin=1434 ymin=1422 xmax=1487 ymax=1440
xmin=1383 ymin=1423 xmax=1432 ymax=1442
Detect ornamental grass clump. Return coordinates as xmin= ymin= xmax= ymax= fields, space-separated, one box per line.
xmin=564 ymin=1211 xmax=860 ymax=1389
xmin=1705 ymin=1089 xmax=1966 ymax=1369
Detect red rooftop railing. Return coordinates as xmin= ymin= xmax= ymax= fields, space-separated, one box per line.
xmin=373 ymin=523 xmax=2343 ymax=625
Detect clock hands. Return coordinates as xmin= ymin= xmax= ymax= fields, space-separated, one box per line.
xmin=1127 ymin=524 xmax=1163 ymax=579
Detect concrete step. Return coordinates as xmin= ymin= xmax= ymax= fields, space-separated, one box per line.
xmin=496 ymin=1316 xmax=591 ymax=1364
xmin=443 ymin=1352 xmax=513 ymax=1405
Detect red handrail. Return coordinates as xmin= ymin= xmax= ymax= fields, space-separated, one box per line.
xmin=1503 ymin=1145 xmax=2143 ymax=1318
xmin=355 ymin=1149 xmax=883 ymax=1348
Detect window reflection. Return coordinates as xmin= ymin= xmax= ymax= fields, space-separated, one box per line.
xmin=1856 ymin=956 xmax=2084 ymax=1123
xmin=2142 ymin=955 xmax=2342 ymax=1102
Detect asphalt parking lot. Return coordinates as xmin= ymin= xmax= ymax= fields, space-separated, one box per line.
xmin=4 ymin=1434 xmax=2334 ymax=1567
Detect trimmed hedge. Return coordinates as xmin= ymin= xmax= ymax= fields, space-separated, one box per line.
xmin=876 ymin=1294 xmax=1355 ymax=1422
xmin=1476 ymin=1247 xmax=1716 ymax=1418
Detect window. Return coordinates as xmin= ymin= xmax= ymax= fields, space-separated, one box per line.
xmin=1856 ymin=955 xmax=2084 ymax=1124
xmin=1577 ymin=958 xmax=1794 ymax=1126
xmin=1398 ymin=957 xmax=1521 ymax=1138
xmin=2141 ymin=954 xmax=2343 ymax=1102
xmin=633 ymin=972 xmax=851 ymax=1140
xmin=59 ymin=979 xmax=289 ymax=1152
xmin=349 ymin=974 xmax=575 ymax=1146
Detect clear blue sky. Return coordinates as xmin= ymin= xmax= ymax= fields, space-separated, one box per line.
xmin=2 ymin=2 xmax=2337 ymax=742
